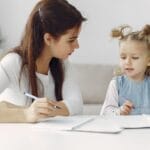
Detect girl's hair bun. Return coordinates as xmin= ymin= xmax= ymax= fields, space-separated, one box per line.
xmin=111 ymin=25 xmax=132 ymax=39
xmin=141 ymin=24 xmax=150 ymax=36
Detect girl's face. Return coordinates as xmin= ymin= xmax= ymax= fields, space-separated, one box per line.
xmin=119 ymin=40 xmax=150 ymax=81
xmin=45 ymin=26 xmax=81 ymax=60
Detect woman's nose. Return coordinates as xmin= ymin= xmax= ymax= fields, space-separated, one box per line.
xmin=74 ymin=40 xmax=79 ymax=49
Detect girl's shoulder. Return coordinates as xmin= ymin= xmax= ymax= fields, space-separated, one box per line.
xmin=113 ymin=75 xmax=127 ymax=88
xmin=145 ymin=76 xmax=150 ymax=82
xmin=113 ymin=75 xmax=126 ymax=82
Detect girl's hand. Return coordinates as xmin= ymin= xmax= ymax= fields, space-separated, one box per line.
xmin=24 ymin=98 xmax=56 ymax=123
xmin=120 ymin=100 xmax=134 ymax=115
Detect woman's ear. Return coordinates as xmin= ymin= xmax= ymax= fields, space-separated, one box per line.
xmin=43 ymin=33 xmax=52 ymax=46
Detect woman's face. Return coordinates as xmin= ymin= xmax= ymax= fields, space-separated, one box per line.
xmin=45 ymin=26 xmax=81 ymax=59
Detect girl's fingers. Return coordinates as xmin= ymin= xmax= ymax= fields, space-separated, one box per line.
xmin=120 ymin=105 xmax=132 ymax=115
xmin=124 ymin=105 xmax=131 ymax=112
xmin=124 ymin=100 xmax=134 ymax=108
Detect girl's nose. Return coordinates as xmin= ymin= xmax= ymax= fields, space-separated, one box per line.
xmin=125 ymin=57 xmax=131 ymax=64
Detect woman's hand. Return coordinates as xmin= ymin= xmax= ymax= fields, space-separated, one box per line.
xmin=48 ymin=100 xmax=70 ymax=116
xmin=120 ymin=100 xmax=134 ymax=115
xmin=24 ymin=98 xmax=56 ymax=123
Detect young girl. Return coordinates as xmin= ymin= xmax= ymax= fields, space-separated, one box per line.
xmin=101 ymin=24 xmax=150 ymax=116
xmin=0 ymin=0 xmax=86 ymax=122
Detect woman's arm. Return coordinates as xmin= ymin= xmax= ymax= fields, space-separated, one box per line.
xmin=0 ymin=101 xmax=27 ymax=122
xmin=0 ymin=98 xmax=61 ymax=123
xmin=47 ymin=100 xmax=70 ymax=116
xmin=100 ymin=79 xmax=121 ymax=116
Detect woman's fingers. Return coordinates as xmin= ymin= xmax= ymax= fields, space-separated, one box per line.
xmin=32 ymin=98 xmax=56 ymax=110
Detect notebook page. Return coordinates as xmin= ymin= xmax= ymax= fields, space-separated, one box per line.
xmin=73 ymin=117 xmax=123 ymax=133
xmin=113 ymin=115 xmax=150 ymax=129
xmin=34 ymin=116 xmax=94 ymax=131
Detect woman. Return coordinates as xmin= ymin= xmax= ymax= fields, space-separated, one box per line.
xmin=0 ymin=0 xmax=86 ymax=122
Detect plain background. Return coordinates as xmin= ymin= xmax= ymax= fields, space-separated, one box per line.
xmin=0 ymin=0 xmax=149 ymax=64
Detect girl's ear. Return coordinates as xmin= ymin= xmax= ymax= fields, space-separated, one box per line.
xmin=43 ymin=33 xmax=52 ymax=46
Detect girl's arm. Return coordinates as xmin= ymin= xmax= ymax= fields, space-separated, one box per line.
xmin=100 ymin=79 xmax=121 ymax=116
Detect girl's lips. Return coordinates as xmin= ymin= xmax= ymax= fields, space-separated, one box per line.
xmin=125 ymin=68 xmax=134 ymax=70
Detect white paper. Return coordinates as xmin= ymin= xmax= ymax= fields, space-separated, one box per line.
xmin=113 ymin=115 xmax=150 ymax=129
xmin=33 ymin=115 xmax=150 ymax=133
xmin=73 ymin=117 xmax=123 ymax=133
xmin=34 ymin=116 xmax=94 ymax=131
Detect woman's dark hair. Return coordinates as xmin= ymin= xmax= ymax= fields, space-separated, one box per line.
xmin=13 ymin=0 xmax=86 ymax=100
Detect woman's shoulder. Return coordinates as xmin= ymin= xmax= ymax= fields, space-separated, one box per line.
xmin=0 ymin=52 xmax=22 ymax=68
xmin=1 ymin=52 xmax=21 ymax=63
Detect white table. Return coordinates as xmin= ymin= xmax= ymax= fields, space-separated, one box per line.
xmin=0 ymin=117 xmax=150 ymax=150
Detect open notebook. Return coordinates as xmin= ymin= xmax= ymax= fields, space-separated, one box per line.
xmin=72 ymin=115 xmax=150 ymax=133
xmin=112 ymin=115 xmax=150 ymax=129
xmin=34 ymin=115 xmax=150 ymax=133
xmin=35 ymin=116 xmax=95 ymax=131
xmin=71 ymin=117 xmax=123 ymax=133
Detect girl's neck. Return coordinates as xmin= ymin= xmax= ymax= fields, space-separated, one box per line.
xmin=126 ymin=74 xmax=145 ymax=82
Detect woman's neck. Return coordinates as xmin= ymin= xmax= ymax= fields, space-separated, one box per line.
xmin=36 ymin=50 xmax=52 ymax=75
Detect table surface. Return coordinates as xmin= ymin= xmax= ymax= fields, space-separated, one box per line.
xmin=0 ymin=116 xmax=150 ymax=150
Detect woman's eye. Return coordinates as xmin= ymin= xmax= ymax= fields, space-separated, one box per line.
xmin=68 ymin=39 xmax=75 ymax=43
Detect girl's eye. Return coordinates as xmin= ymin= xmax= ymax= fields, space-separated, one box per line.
xmin=132 ymin=57 xmax=139 ymax=59
xmin=120 ymin=56 xmax=126 ymax=59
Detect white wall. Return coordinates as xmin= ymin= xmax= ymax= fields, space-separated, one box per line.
xmin=0 ymin=0 xmax=149 ymax=64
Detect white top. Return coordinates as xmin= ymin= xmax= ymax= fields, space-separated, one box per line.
xmin=100 ymin=79 xmax=120 ymax=115
xmin=0 ymin=53 xmax=83 ymax=115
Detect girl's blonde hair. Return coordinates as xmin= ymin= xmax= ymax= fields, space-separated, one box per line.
xmin=111 ymin=24 xmax=150 ymax=76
